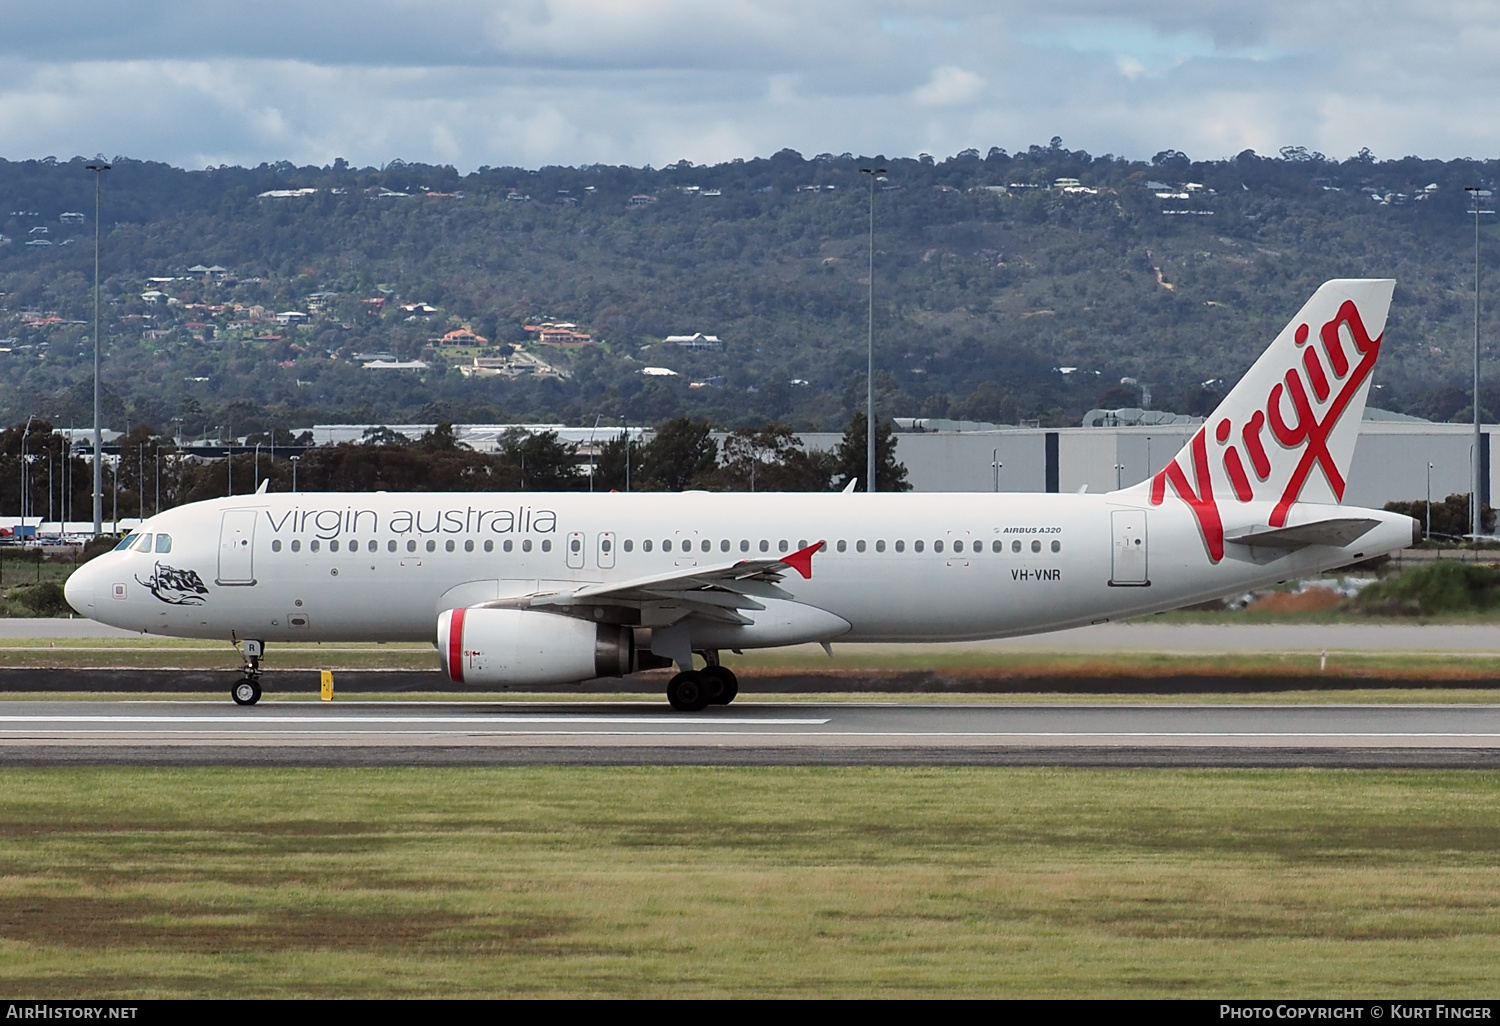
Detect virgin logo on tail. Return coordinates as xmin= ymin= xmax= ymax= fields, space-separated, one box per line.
xmin=1149 ymin=289 xmax=1385 ymax=562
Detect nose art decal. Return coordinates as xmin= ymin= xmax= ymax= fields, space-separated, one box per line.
xmin=134 ymin=562 xmax=210 ymax=605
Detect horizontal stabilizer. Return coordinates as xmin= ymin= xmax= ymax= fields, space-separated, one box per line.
xmin=1225 ymin=517 xmax=1378 ymax=550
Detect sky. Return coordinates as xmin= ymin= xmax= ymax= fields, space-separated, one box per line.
xmin=1 ymin=1 xmax=1498 ymax=171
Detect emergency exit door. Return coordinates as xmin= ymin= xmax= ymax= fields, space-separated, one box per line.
xmin=217 ymin=509 xmax=257 ymax=586
xmin=1109 ymin=510 xmax=1149 ymax=586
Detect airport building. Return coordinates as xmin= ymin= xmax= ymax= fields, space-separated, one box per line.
xmin=799 ymin=408 xmax=1489 ymax=508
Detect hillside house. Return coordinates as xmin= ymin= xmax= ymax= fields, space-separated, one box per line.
xmin=438 ymin=326 xmax=488 ymax=346
xmin=663 ymin=333 xmax=722 ymax=350
xmin=524 ymin=321 xmax=594 ymax=347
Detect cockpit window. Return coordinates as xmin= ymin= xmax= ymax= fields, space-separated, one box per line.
xmin=131 ymin=533 xmax=153 ymax=552
xmin=113 ymin=533 xmax=138 ymax=552
xmin=155 ymin=534 xmax=172 ymax=553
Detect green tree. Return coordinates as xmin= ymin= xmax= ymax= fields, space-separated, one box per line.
xmin=832 ymin=413 xmax=910 ymax=492
xmin=713 ymin=423 xmax=835 ymax=491
xmin=636 ymin=418 xmax=718 ymax=491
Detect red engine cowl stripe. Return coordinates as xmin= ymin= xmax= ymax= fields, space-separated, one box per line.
xmin=447 ymin=607 xmax=466 ymax=683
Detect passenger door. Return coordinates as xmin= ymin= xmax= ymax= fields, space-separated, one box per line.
xmin=217 ymin=509 xmax=257 ymax=586
xmin=1109 ymin=510 xmax=1149 ymax=586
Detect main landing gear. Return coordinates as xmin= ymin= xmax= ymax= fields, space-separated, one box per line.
xmin=666 ymin=653 xmax=738 ymax=712
xmin=232 ymin=639 xmax=264 ymax=706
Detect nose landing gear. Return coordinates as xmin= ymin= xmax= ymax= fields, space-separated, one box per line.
xmin=232 ymin=639 xmax=264 ymax=706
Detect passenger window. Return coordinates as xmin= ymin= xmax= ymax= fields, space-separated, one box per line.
xmin=465 ymin=540 xmax=474 ymax=552
xmin=388 ymin=540 xmax=397 ymax=552
xmin=407 ymin=539 xmax=417 ymax=552
xmin=914 ymin=540 xmax=924 ymax=553
xmin=719 ymin=539 xmax=729 ymax=552
xmin=522 ymin=539 xmax=533 ymax=552
xmin=778 ymin=540 xmax=788 ymax=553
xmin=642 ymin=540 xmax=652 ymax=552
xmin=875 ymin=540 xmax=885 ymax=552
xmin=663 ymin=540 xmax=672 ymax=552
xmin=484 ymin=540 xmax=493 ymax=552
xmin=570 ymin=538 xmax=581 ymax=553
xmin=1051 ymin=540 xmax=1061 ymax=553
xmin=504 ymin=540 xmax=513 ymax=552
xmin=310 ymin=540 xmax=320 ymax=552
xmin=541 ymin=540 xmax=552 ymax=552
xmin=330 ymin=540 xmax=340 ymax=552
xmin=836 ymin=540 xmax=847 ymax=552
xmin=602 ymin=538 xmax=612 ymax=553
xmin=798 ymin=539 xmax=808 ymax=550
xmin=856 ymin=540 xmax=866 ymax=552
xmin=623 ymin=539 xmax=632 ymax=552
xmin=740 ymin=540 xmax=749 ymax=552
xmin=155 ymin=534 xmax=172 ymax=553
xmin=953 ymin=540 xmax=963 ymax=553
xmin=700 ymin=539 xmax=710 ymax=553
xmin=895 ymin=540 xmax=905 ymax=552
xmin=759 ymin=540 xmax=769 ymax=552
xmin=426 ymin=540 xmax=436 ymax=552
xmin=934 ymin=540 xmax=944 ymax=553
xmin=113 ymin=534 xmax=138 ymax=551
xmin=271 ymin=540 xmax=282 ymax=552
xmin=445 ymin=540 xmax=455 ymax=552
xmin=132 ymin=533 xmax=153 ymax=552
xmin=291 ymin=540 xmax=301 ymax=552
xmin=1012 ymin=540 xmax=1022 ymax=553
xmin=1031 ymin=540 xmax=1042 ymax=553
xmin=992 ymin=540 xmax=1001 ymax=553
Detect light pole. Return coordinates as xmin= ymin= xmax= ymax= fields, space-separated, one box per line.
xmin=290 ymin=455 xmax=299 ymax=493
xmin=18 ymin=414 xmax=33 ymax=521
xmin=1146 ymin=436 xmax=1153 ymax=478
xmin=1114 ymin=462 xmax=1125 ymax=491
xmin=1465 ymin=186 xmax=1492 ymax=538
xmin=87 ymin=161 xmax=109 ymax=537
xmin=154 ymin=447 xmax=160 ymax=515
xmin=992 ymin=449 xmax=1002 ymax=492
xmin=622 ymin=416 xmax=630 ymax=492
xmin=254 ymin=442 xmax=261 ymax=492
xmin=225 ymin=450 xmax=233 ymax=497
xmin=860 ymin=166 xmax=886 ymax=493
xmin=1427 ymin=461 xmax=1434 ymax=540
xmin=587 ymin=413 xmax=601 ymax=492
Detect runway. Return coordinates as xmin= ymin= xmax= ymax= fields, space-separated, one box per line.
xmin=4 ymin=699 xmax=1500 ymax=767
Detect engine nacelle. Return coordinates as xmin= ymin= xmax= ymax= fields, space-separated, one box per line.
xmin=438 ymin=607 xmax=633 ymax=686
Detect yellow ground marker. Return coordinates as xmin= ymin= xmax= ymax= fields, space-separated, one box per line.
xmin=320 ymin=670 xmax=334 ymax=701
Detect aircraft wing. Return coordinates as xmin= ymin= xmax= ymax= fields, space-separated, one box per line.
xmin=1225 ymin=517 xmax=1379 ymax=550
xmin=524 ymin=540 xmax=825 ymax=625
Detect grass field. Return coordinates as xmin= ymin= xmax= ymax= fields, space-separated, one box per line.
xmin=1 ymin=767 xmax=1498 ymax=997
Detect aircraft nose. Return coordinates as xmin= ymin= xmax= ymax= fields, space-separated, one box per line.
xmin=64 ymin=562 xmax=96 ymax=617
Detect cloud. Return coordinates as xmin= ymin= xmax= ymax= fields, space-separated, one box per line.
xmin=912 ymin=67 xmax=985 ymax=107
xmin=0 ymin=2 xmax=1497 ymax=169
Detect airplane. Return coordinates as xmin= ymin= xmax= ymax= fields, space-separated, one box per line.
xmin=65 ymin=279 xmax=1417 ymax=711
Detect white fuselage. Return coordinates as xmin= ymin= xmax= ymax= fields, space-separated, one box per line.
xmin=66 ymin=490 xmax=1415 ymax=647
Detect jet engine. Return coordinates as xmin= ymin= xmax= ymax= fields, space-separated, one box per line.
xmin=437 ymin=607 xmax=634 ymax=686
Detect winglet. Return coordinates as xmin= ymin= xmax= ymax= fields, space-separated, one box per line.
xmin=780 ymin=540 xmax=824 ymax=580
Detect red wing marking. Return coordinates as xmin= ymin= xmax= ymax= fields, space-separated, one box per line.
xmin=780 ymin=540 xmax=825 ymax=580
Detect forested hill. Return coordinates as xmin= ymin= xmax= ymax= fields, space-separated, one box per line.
xmin=1 ymin=142 xmax=1498 ymax=438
